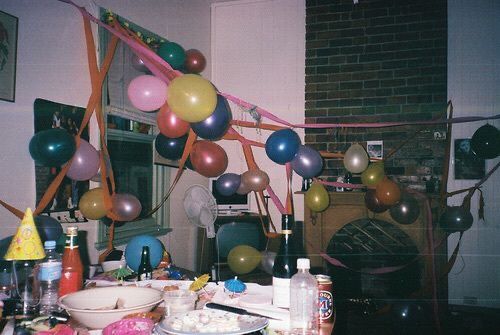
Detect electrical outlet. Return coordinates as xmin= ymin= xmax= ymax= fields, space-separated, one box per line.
xmin=434 ymin=131 xmax=446 ymax=140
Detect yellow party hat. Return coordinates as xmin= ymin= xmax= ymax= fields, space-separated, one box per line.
xmin=4 ymin=208 xmax=46 ymax=261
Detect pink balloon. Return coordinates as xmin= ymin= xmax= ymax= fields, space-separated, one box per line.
xmin=67 ymin=140 xmax=100 ymax=181
xmin=127 ymin=75 xmax=167 ymax=112
xmin=111 ymin=193 xmax=142 ymax=222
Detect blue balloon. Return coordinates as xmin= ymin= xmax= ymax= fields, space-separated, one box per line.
xmin=265 ymin=129 xmax=301 ymax=164
xmin=291 ymin=145 xmax=323 ymax=178
xmin=125 ymin=235 xmax=164 ymax=272
xmin=155 ymin=133 xmax=188 ymax=160
xmin=191 ymin=95 xmax=232 ymax=140
xmin=29 ymin=128 xmax=76 ymax=166
xmin=34 ymin=215 xmax=63 ymax=243
xmin=215 ymin=173 xmax=241 ymax=196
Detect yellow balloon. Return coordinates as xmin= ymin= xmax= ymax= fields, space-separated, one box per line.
xmin=227 ymin=245 xmax=262 ymax=275
xmin=361 ymin=162 xmax=385 ymax=187
xmin=79 ymin=188 xmax=107 ymax=220
xmin=167 ymin=74 xmax=217 ymax=122
xmin=305 ymin=182 xmax=330 ymax=212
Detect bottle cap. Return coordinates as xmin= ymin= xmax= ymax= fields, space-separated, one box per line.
xmin=297 ymin=258 xmax=310 ymax=269
xmin=44 ymin=240 xmax=56 ymax=249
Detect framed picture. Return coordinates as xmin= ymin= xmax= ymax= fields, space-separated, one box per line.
xmin=367 ymin=140 xmax=384 ymax=159
xmin=454 ymin=138 xmax=485 ymax=180
xmin=0 ymin=10 xmax=18 ymax=102
xmin=33 ymin=98 xmax=89 ymax=223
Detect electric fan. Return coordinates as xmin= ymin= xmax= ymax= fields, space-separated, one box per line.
xmin=183 ymin=184 xmax=218 ymax=238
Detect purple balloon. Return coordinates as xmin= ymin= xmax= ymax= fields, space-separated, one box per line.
xmin=291 ymin=145 xmax=323 ymax=178
xmin=67 ymin=139 xmax=100 ymax=181
xmin=191 ymin=95 xmax=232 ymax=140
xmin=112 ymin=193 xmax=142 ymax=222
xmin=215 ymin=173 xmax=241 ymax=196
xmin=131 ymin=53 xmax=149 ymax=73
xmin=127 ymin=75 xmax=167 ymax=112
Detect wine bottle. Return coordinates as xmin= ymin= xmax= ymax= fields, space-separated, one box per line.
xmin=272 ymin=214 xmax=298 ymax=308
xmin=137 ymin=246 xmax=153 ymax=281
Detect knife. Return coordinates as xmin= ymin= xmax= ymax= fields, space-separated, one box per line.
xmin=205 ymin=303 xmax=279 ymax=320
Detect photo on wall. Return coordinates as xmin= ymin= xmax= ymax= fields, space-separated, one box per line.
xmin=33 ymin=98 xmax=89 ymax=223
xmin=454 ymin=138 xmax=485 ymax=180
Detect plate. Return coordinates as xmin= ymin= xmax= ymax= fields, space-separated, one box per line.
xmin=155 ymin=309 xmax=269 ymax=335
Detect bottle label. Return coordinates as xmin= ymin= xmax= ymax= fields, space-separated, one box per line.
xmin=272 ymin=277 xmax=291 ymax=308
xmin=39 ymin=262 xmax=62 ymax=281
xmin=319 ymin=290 xmax=333 ymax=320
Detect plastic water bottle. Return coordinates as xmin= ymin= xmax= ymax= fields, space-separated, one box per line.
xmin=38 ymin=240 xmax=62 ymax=315
xmin=290 ymin=258 xmax=318 ymax=334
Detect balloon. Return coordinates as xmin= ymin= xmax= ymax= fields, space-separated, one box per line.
xmin=156 ymin=104 xmax=190 ymax=138
xmin=291 ymin=145 xmax=323 ymax=178
xmin=470 ymin=124 xmax=500 ymax=159
xmin=241 ymin=169 xmax=270 ymax=192
xmin=131 ymin=53 xmax=149 ymax=73
xmin=265 ymin=129 xmax=301 ymax=164
xmin=439 ymin=206 xmax=473 ymax=233
xmin=391 ymin=301 xmax=429 ymax=331
xmin=375 ymin=177 xmax=401 ymax=206
xmin=155 ymin=133 xmax=188 ymax=161
xmin=390 ymin=193 xmax=420 ymax=225
xmin=157 ymin=41 xmax=186 ymax=70
xmin=190 ymin=140 xmax=228 ymax=177
xmin=236 ymin=177 xmax=251 ymax=195
xmin=66 ymin=139 xmax=100 ymax=181
xmin=305 ymin=182 xmax=330 ymax=212
xmin=361 ymin=162 xmax=385 ymax=187
xmin=167 ymin=74 xmax=217 ymax=123
xmin=343 ymin=143 xmax=369 ymax=173
xmin=191 ymin=95 xmax=232 ymax=140
xmin=110 ymin=193 xmax=142 ymax=222
xmin=34 ymin=215 xmax=63 ymax=242
xmin=215 ymin=173 xmax=241 ymax=196
xmin=227 ymin=245 xmax=262 ymax=275
xmin=259 ymin=251 xmax=276 ymax=275
xmin=125 ymin=235 xmax=164 ymax=272
xmin=29 ymin=128 xmax=76 ymax=166
xmin=127 ymin=75 xmax=167 ymax=112
xmin=364 ymin=189 xmax=389 ymax=213
xmin=79 ymin=187 xmax=107 ymax=220
xmin=184 ymin=49 xmax=207 ymax=73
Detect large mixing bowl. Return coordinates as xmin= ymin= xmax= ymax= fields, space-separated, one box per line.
xmin=58 ymin=286 xmax=163 ymax=329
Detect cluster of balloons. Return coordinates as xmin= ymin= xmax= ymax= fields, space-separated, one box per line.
xmin=227 ymin=245 xmax=262 ymax=275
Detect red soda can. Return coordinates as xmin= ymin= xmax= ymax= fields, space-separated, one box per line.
xmin=316 ymin=274 xmax=334 ymax=324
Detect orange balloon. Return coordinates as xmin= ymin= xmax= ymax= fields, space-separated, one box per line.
xmin=375 ymin=177 xmax=401 ymax=206
xmin=156 ymin=104 xmax=190 ymax=138
xmin=190 ymin=140 xmax=228 ymax=178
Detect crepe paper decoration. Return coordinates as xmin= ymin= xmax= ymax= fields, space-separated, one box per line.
xmin=4 ymin=208 xmax=46 ymax=261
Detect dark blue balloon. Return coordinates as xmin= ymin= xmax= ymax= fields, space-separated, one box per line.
xmin=291 ymin=145 xmax=323 ymax=178
xmin=34 ymin=215 xmax=63 ymax=242
xmin=155 ymin=133 xmax=188 ymax=160
xmin=439 ymin=206 xmax=473 ymax=233
xmin=215 ymin=173 xmax=241 ymax=196
xmin=191 ymin=95 xmax=232 ymax=140
xmin=29 ymin=128 xmax=76 ymax=166
xmin=471 ymin=124 xmax=500 ymax=159
xmin=265 ymin=129 xmax=301 ymax=164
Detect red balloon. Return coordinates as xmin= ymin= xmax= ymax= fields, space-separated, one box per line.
xmin=156 ymin=104 xmax=190 ymax=138
xmin=375 ymin=177 xmax=401 ymax=206
xmin=184 ymin=49 xmax=206 ymax=73
xmin=190 ymin=140 xmax=228 ymax=178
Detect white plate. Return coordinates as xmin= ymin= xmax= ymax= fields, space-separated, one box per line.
xmin=156 ymin=309 xmax=269 ymax=335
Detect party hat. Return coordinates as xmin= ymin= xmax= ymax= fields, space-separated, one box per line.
xmin=4 ymin=208 xmax=46 ymax=261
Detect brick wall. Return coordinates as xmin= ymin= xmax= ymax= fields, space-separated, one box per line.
xmin=305 ymin=0 xmax=447 ymax=191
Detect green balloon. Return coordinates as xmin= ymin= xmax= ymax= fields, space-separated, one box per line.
xmin=29 ymin=128 xmax=76 ymax=166
xmin=305 ymin=182 xmax=330 ymax=212
xmin=227 ymin=245 xmax=262 ymax=275
xmin=157 ymin=41 xmax=186 ymax=70
xmin=361 ymin=162 xmax=385 ymax=187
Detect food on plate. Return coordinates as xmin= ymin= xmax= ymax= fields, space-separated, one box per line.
xmin=102 ymin=317 xmax=154 ymax=335
xmin=169 ymin=311 xmax=242 ymax=333
xmin=123 ymin=311 xmax=162 ymax=323
xmin=162 ymin=284 xmax=180 ymax=292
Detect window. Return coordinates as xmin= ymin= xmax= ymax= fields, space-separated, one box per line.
xmin=95 ymin=10 xmax=171 ymax=249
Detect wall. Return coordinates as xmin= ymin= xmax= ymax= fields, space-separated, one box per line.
xmin=305 ymin=0 xmax=447 ymax=190
xmin=447 ymin=0 xmax=500 ymax=309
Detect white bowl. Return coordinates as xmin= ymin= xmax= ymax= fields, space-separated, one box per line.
xmin=101 ymin=259 xmax=126 ymax=272
xmin=58 ymin=286 xmax=163 ymax=329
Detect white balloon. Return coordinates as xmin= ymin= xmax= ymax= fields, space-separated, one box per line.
xmin=343 ymin=143 xmax=369 ymax=173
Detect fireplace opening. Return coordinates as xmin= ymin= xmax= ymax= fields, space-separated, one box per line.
xmin=326 ymin=218 xmax=422 ymax=304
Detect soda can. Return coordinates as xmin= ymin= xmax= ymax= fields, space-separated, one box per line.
xmin=316 ymin=274 xmax=334 ymax=324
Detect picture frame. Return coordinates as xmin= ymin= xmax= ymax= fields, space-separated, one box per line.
xmin=367 ymin=140 xmax=384 ymax=159
xmin=0 ymin=10 xmax=18 ymax=102
xmin=454 ymin=138 xmax=485 ymax=180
